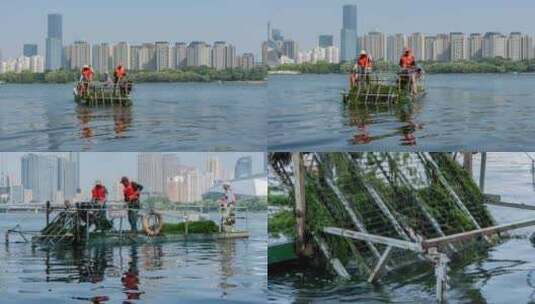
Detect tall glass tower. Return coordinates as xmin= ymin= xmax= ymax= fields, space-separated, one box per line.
xmin=45 ymin=14 xmax=63 ymax=70
xmin=340 ymin=4 xmax=357 ymax=62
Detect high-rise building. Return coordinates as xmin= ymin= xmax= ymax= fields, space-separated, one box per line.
xmin=57 ymin=154 xmax=78 ymax=201
xmin=137 ymin=153 xmax=164 ymax=196
xmin=113 ymin=42 xmax=130 ymax=69
xmin=235 ymin=156 xmax=253 ymax=179
xmin=408 ymin=33 xmax=425 ymax=61
xmin=340 ymin=4 xmax=358 ymax=62
xmin=468 ymin=33 xmax=483 ymax=60
xmin=271 ymin=28 xmax=284 ymax=42
xmin=45 ymin=14 xmax=63 ymax=71
xmin=362 ymin=31 xmax=385 ymax=61
xmin=521 ymin=35 xmax=533 ymax=61
xmin=162 ymin=153 xmax=180 ymax=183
xmin=70 ymin=41 xmax=91 ymax=70
xmin=29 ymin=55 xmax=44 ymax=73
xmin=139 ymin=43 xmax=156 ymax=70
xmin=450 ymin=32 xmax=466 ymax=61
xmin=483 ymin=32 xmax=507 ymax=58
xmin=282 ymin=40 xmax=299 ymax=60
xmin=68 ymin=152 xmax=80 ymax=194
xmin=206 ymin=156 xmax=223 ymax=182
xmin=92 ymin=43 xmax=111 ymax=72
xmin=319 ymin=35 xmax=334 ymax=48
xmin=325 ymin=46 xmax=340 ymax=64
xmin=387 ymin=34 xmax=406 ymax=63
xmin=212 ymin=41 xmax=228 ymax=70
xmin=21 ymin=154 xmax=59 ymax=202
xmin=62 ymin=45 xmax=72 ymax=69
xmin=155 ymin=41 xmax=171 ymax=71
xmin=187 ymin=41 xmax=211 ymax=67
xmin=507 ymin=32 xmax=522 ymax=61
xmin=174 ymin=42 xmax=187 ymax=69
xmin=424 ymin=36 xmax=435 ymax=61
xmin=239 ymin=53 xmax=255 ymax=70
xmin=23 ymin=44 xmax=38 ymax=57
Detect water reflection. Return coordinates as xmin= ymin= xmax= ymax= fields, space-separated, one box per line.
xmin=121 ymin=246 xmax=142 ymax=303
xmin=76 ymin=105 xmax=133 ymax=140
xmin=345 ymin=101 xmax=423 ymax=146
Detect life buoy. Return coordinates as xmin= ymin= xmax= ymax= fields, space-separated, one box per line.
xmin=142 ymin=211 xmax=163 ymax=236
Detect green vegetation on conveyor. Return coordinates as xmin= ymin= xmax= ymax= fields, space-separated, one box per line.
xmin=161 ymin=220 xmax=219 ymax=234
xmin=268 ymin=152 xmax=496 ymax=274
xmin=0 ymin=67 xmax=268 ymax=84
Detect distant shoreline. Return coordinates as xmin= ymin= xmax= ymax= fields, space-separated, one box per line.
xmin=269 ymin=59 xmax=535 ymax=75
xmin=0 ymin=67 xmax=268 ymax=84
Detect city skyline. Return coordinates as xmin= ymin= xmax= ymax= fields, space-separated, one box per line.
xmin=0 ymin=152 xmax=265 ymax=202
xmin=264 ymin=0 xmax=535 ymax=51
xmin=0 ymin=0 xmax=268 ymax=59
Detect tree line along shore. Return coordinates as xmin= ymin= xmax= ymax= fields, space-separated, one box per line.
xmin=0 ymin=66 xmax=268 ymax=84
xmin=270 ymin=58 xmax=535 ymax=74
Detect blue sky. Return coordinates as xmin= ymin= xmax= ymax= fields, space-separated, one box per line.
xmin=0 ymin=152 xmax=265 ymax=194
xmin=0 ymin=0 xmax=269 ymax=58
xmin=1 ymin=0 xmax=532 ymax=58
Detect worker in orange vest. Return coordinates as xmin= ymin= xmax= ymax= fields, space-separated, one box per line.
xmin=91 ymin=180 xmax=112 ymax=231
xmin=113 ymin=65 xmax=127 ymax=95
xmin=351 ymin=50 xmax=373 ymax=87
xmin=399 ymin=48 xmax=418 ymax=95
xmin=121 ymin=176 xmax=143 ymax=232
xmin=79 ymin=65 xmax=94 ymax=95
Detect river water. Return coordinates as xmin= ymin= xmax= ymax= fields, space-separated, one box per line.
xmin=0 ymin=82 xmax=266 ymax=151
xmin=0 ymin=212 xmax=267 ymax=303
xmin=268 ymin=153 xmax=535 ymax=303
xmin=268 ymin=74 xmax=535 ymax=151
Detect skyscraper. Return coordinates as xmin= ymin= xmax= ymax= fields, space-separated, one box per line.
xmin=387 ymin=34 xmax=406 ymax=63
xmin=483 ymin=32 xmax=507 ymax=58
xmin=23 ymin=44 xmax=38 ymax=57
xmin=450 ymin=32 xmax=466 ymax=61
xmin=319 ymin=35 xmax=334 ymax=48
xmin=69 ymin=41 xmax=91 ymax=69
xmin=340 ymin=4 xmax=357 ymax=62
xmin=21 ymin=154 xmax=59 ymax=202
xmin=235 ymin=156 xmax=253 ymax=179
xmin=362 ymin=31 xmax=385 ymax=61
xmin=521 ymin=35 xmax=533 ymax=61
xmin=468 ymin=33 xmax=483 ymax=59
xmin=186 ymin=41 xmax=211 ymax=67
xmin=507 ymin=32 xmax=522 ymax=61
xmin=113 ymin=42 xmax=130 ymax=69
xmin=408 ymin=32 xmax=425 ymax=61
xmin=137 ymin=153 xmax=164 ymax=195
xmin=45 ymin=14 xmax=63 ymax=71
xmin=434 ymin=34 xmax=450 ymax=62
xmin=92 ymin=43 xmax=111 ymax=72
xmin=174 ymin=42 xmax=188 ymax=69
xmin=282 ymin=40 xmax=299 ymax=60
xmin=155 ymin=41 xmax=171 ymax=71
xmin=212 ymin=41 xmax=228 ymax=70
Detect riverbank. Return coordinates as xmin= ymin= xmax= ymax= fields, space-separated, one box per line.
xmin=270 ymin=58 xmax=535 ymax=74
xmin=0 ymin=67 xmax=268 ymax=84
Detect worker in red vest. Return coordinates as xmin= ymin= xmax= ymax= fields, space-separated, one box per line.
xmin=91 ymin=180 xmax=112 ymax=231
xmin=399 ymin=48 xmax=418 ymax=95
xmin=79 ymin=65 xmax=94 ymax=95
xmin=113 ymin=65 xmax=127 ymax=95
xmin=121 ymin=176 xmax=143 ymax=232
xmin=350 ymin=50 xmax=373 ymax=88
